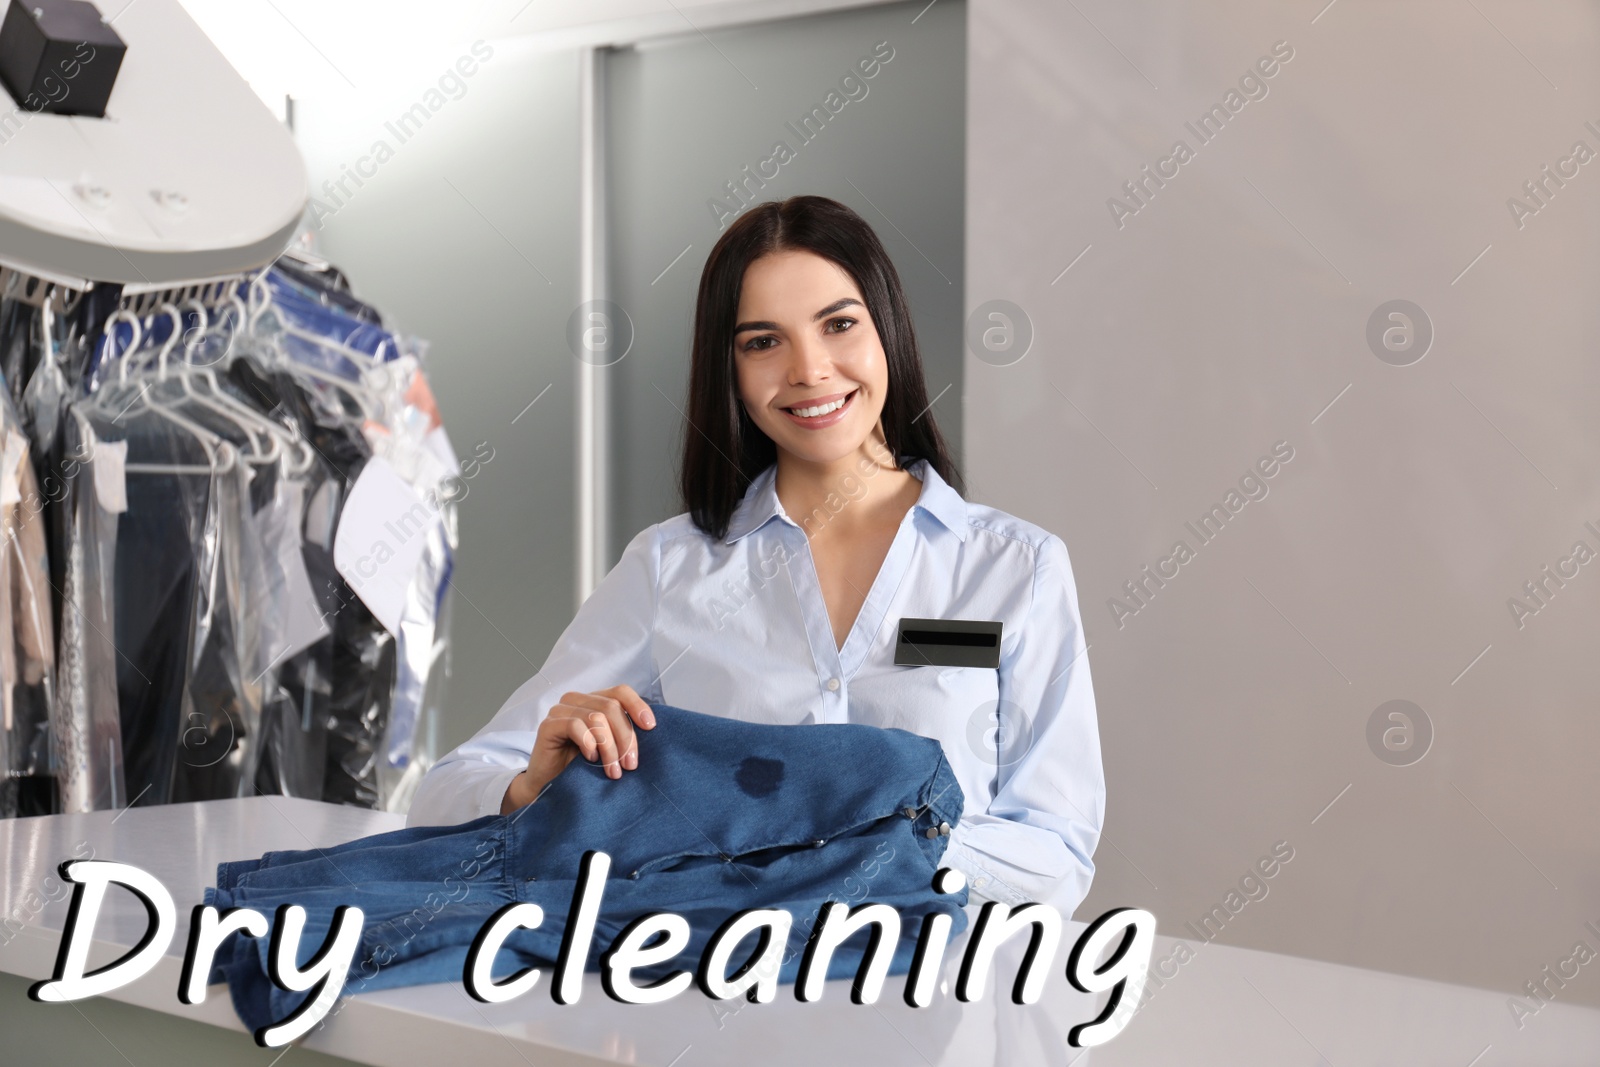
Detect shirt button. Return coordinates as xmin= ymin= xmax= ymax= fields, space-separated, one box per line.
xmin=974 ymin=877 xmax=989 ymax=890
xmin=826 ymin=678 xmax=840 ymax=692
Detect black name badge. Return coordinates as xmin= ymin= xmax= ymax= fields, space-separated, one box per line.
xmin=894 ymin=618 xmax=1003 ymax=669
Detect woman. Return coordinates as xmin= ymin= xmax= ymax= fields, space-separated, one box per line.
xmin=408 ymin=196 xmax=1103 ymax=914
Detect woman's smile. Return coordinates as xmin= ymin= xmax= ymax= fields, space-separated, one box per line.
xmin=781 ymin=388 xmax=858 ymax=428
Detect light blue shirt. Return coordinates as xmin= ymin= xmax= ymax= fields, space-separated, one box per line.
xmin=408 ymin=460 xmax=1104 ymax=914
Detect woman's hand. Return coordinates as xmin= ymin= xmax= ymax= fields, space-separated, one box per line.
xmin=500 ymin=685 xmax=657 ymax=814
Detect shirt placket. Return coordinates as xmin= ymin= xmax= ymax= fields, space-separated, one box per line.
xmin=785 ymin=508 xmax=921 ymax=724
xmin=783 ymin=522 xmax=848 ymax=723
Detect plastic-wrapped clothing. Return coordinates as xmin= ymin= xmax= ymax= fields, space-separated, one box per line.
xmin=0 ymin=253 xmax=455 ymax=818
xmin=205 ymin=704 xmax=968 ymax=1034
xmin=270 ymin=260 xmax=384 ymax=327
xmin=356 ymin=357 xmax=456 ymax=797
xmin=64 ymin=400 xmax=265 ymax=808
xmin=169 ymin=458 xmax=266 ymax=804
xmin=0 ymin=300 xmax=36 ymax=413
xmin=0 ymin=411 xmax=54 ymax=816
xmin=2 ymin=284 xmax=121 ymax=817
xmin=224 ymin=354 xmax=396 ymax=807
xmin=50 ymin=410 xmax=125 ymax=812
xmin=95 ymin=413 xmax=215 ymax=805
xmin=254 ymin=269 xmax=405 ymax=377
xmin=1 ymin=431 xmax=54 ymax=732
xmin=384 ymin=485 xmax=450 ymax=776
xmin=237 ymin=281 xmax=455 ymax=809
xmin=238 ymin=467 xmax=332 ymax=801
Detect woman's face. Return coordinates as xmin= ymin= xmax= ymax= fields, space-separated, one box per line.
xmin=732 ymin=249 xmax=890 ymax=468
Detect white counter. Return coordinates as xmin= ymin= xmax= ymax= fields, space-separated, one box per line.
xmin=1 ymin=797 xmax=1595 ymax=1065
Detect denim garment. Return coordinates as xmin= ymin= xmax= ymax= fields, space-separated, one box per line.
xmin=206 ymin=704 xmax=967 ymax=1033
xmin=411 ymin=459 xmax=1102 ymax=916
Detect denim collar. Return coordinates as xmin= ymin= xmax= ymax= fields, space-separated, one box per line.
xmin=723 ymin=458 xmax=968 ymax=544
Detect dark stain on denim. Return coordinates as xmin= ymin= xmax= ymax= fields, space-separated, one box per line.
xmin=735 ymin=756 xmax=785 ymax=798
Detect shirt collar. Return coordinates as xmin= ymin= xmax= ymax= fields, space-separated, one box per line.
xmin=723 ymin=459 xmax=968 ymax=544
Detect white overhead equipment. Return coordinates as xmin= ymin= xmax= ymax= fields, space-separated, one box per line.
xmin=0 ymin=0 xmax=306 ymax=290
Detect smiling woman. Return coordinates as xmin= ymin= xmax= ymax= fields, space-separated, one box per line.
xmin=684 ymin=195 xmax=957 ymax=542
xmin=686 ymin=198 xmax=957 ymax=653
xmin=410 ymin=194 xmax=1104 ymax=921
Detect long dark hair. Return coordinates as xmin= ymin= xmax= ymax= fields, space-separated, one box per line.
xmin=680 ymin=195 xmax=961 ymax=539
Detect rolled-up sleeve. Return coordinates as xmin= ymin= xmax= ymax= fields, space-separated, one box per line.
xmin=406 ymin=524 xmax=663 ymax=827
xmin=941 ymin=533 xmax=1103 ymax=916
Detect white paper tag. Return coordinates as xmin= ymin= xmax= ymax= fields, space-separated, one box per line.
xmin=90 ymin=433 xmax=128 ymax=515
xmin=424 ymin=425 xmax=460 ymax=478
xmin=409 ymin=445 xmax=448 ymax=499
xmin=0 ymin=430 xmax=26 ymax=506
xmin=333 ymin=455 xmax=433 ymax=635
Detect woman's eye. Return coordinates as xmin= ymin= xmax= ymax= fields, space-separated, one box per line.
xmin=743 ymin=335 xmax=778 ymax=352
xmin=826 ymin=317 xmax=856 ymax=333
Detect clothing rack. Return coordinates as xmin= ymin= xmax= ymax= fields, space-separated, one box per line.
xmin=0 ymin=0 xmax=457 ymax=820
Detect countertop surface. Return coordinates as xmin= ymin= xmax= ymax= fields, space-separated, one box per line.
xmin=2 ymin=797 xmax=1596 ymax=1066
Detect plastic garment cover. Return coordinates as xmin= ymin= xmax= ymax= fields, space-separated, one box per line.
xmin=383 ymin=509 xmax=452 ymax=809
xmin=90 ymin=353 xmax=333 ymax=806
xmin=222 ymin=350 xmax=398 ymax=808
xmin=78 ymin=402 xmax=217 ymax=807
xmin=50 ymin=411 xmax=125 ymax=812
xmin=242 ymin=269 xmax=406 ymax=382
xmin=323 ymin=589 xmax=395 ymax=809
xmin=0 ymin=304 xmax=35 ymax=422
xmin=63 ymin=390 xmax=275 ymax=808
xmin=0 ymin=253 xmax=458 ymax=817
xmin=169 ymin=456 xmax=266 ymax=804
xmin=231 ymin=365 xmax=345 ymax=803
xmin=0 ymin=402 xmax=54 ymax=815
xmin=270 ymin=259 xmax=384 ymax=326
xmin=357 ymin=354 xmax=459 ymax=809
xmin=248 ymin=474 xmax=330 ymax=669
xmin=0 ymin=295 xmax=72 ymax=816
xmin=244 ymin=281 xmax=456 ymax=811
xmin=132 ymin=371 xmax=330 ymax=671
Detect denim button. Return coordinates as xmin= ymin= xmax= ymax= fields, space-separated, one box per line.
xmin=813 ymin=839 xmax=825 ymax=848
xmin=903 ymin=807 xmax=917 ymax=819
xmin=938 ymin=822 xmax=950 ymax=837
xmin=630 ymin=870 xmax=640 ymax=880
xmin=925 ymin=827 xmax=938 ymax=839
xmin=720 ymin=853 xmax=732 ymax=863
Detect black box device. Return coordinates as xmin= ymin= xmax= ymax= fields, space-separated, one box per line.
xmin=0 ymin=0 xmax=126 ymax=117
xmin=893 ymin=617 xmax=1003 ymax=669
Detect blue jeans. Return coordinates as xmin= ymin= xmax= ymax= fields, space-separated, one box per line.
xmin=206 ymin=704 xmax=968 ymax=1032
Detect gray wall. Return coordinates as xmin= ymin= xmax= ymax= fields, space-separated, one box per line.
xmin=603 ymin=0 xmax=967 ymax=563
xmin=965 ymin=0 xmax=1600 ymax=1005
